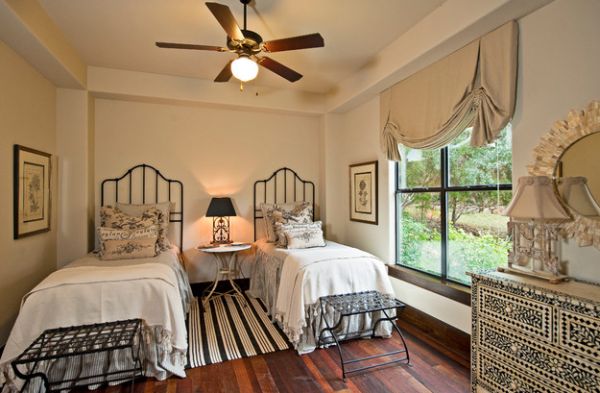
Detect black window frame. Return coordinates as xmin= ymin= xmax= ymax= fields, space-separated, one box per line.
xmin=395 ymin=146 xmax=512 ymax=286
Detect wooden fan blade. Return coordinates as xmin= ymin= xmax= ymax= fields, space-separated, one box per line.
xmin=205 ymin=2 xmax=244 ymax=41
xmin=214 ymin=60 xmax=233 ymax=82
xmin=156 ymin=42 xmax=226 ymax=51
xmin=263 ymin=33 xmax=324 ymax=53
xmin=257 ymin=57 xmax=302 ymax=82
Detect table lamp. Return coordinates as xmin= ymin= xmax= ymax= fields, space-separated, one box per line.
xmin=500 ymin=176 xmax=571 ymax=283
xmin=206 ymin=197 xmax=237 ymax=244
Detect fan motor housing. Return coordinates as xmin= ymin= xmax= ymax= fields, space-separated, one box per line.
xmin=227 ymin=29 xmax=263 ymax=54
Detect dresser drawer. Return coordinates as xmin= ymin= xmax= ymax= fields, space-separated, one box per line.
xmin=478 ymin=284 xmax=552 ymax=341
xmin=558 ymin=309 xmax=600 ymax=361
xmin=479 ymin=321 xmax=600 ymax=392
xmin=476 ymin=352 xmax=559 ymax=393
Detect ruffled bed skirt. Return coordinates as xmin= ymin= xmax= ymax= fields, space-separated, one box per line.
xmin=0 ymin=324 xmax=186 ymax=393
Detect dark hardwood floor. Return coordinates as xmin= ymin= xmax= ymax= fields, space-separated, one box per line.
xmin=97 ymin=328 xmax=469 ymax=393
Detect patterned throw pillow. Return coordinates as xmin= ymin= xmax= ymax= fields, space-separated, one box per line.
xmin=260 ymin=202 xmax=313 ymax=242
xmin=115 ymin=202 xmax=172 ymax=251
xmin=274 ymin=221 xmax=323 ymax=248
xmin=97 ymin=226 xmax=159 ymax=260
xmin=100 ymin=206 xmax=161 ymax=252
xmin=100 ymin=206 xmax=160 ymax=229
xmin=100 ymin=237 xmax=159 ymax=260
xmin=284 ymin=222 xmax=326 ymax=249
xmin=97 ymin=225 xmax=159 ymax=259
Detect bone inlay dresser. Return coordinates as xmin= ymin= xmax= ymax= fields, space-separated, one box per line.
xmin=469 ymin=271 xmax=600 ymax=393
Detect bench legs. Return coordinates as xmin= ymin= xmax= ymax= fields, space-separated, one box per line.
xmin=318 ymin=308 xmax=410 ymax=381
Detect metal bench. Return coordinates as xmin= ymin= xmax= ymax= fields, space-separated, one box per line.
xmin=317 ymin=290 xmax=410 ymax=380
xmin=12 ymin=319 xmax=144 ymax=393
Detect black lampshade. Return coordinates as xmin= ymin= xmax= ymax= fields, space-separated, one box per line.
xmin=206 ymin=197 xmax=236 ymax=217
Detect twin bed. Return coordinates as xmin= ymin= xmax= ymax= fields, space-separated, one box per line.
xmin=249 ymin=168 xmax=394 ymax=354
xmin=0 ymin=165 xmax=396 ymax=392
xmin=0 ymin=165 xmax=192 ymax=392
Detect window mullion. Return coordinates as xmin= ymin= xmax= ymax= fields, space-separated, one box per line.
xmin=440 ymin=148 xmax=449 ymax=280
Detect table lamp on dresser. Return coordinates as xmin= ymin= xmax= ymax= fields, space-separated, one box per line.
xmin=206 ymin=197 xmax=237 ymax=244
xmin=500 ymin=176 xmax=572 ymax=283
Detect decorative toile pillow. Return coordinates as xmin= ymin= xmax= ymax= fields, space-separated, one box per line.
xmin=97 ymin=225 xmax=159 ymax=242
xmin=100 ymin=206 xmax=160 ymax=229
xmin=115 ymin=202 xmax=172 ymax=250
xmin=274 ymin=221 xmax=323 ymax=248
xmin=260 ymin=201 xmax=313 ymax=242
xmin=99 ymin=206 xmax=162 ymax=252
xmin=100 ymin=237 xmax=159 ymax=260
xmin=284 ymin=222 xmax=326 ymax=249
xmin=97 ymin=225 xmax=159 ymax=260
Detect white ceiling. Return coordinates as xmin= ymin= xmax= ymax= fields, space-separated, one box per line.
xmin=39 ymin=0 xmax=445 ymax=94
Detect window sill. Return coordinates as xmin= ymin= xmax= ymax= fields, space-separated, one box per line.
xmin=388 ymin=265 xmax=471 ymax=306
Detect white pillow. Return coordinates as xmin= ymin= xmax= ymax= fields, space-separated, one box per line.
xmin=283 ymin=222 xmax=326 ymax=249
xmin=274 ymin=221 xmax=323 ymax=248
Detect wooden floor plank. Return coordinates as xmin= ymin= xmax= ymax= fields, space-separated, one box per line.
xmin=249 ymin=354 xmax=280 ymax=393
xmin=90 ymin=327 xmax=469 ymax=393
xmin=301 ymin=355 xmax=335 ymax=393
xmin=232 ymin=358 xmax=262 ymax=393
xmin=263 ymin=348 xmax=323 ymax=393
xmin=307 ymin=347 xmax=362 ymax=393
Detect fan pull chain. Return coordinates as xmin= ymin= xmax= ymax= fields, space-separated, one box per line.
xmin=240 ymin=81 xmax=244 ymax=92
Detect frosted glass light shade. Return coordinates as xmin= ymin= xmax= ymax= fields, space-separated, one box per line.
xmin=231 ymin=56 xmax=259 ymax=82
xmin=504 ymin=176 xmax=571 ymax=221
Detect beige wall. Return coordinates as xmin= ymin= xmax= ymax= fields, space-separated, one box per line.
xmin=323 ymin=0 xmax=600 ymax=332
xmin=323 ymin=97 xmax=394 ymax=261
xmin=56 ymin=89 xmax=94 ymax=267
xmin=0 ymin=40 xmax=57 ymax=344
xmin=513 ymin=0 xmax=600 ymax=279
xmin=94 ymin=98 xmax=322 ymax=281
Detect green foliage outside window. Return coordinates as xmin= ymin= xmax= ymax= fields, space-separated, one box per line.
xmin=397 ymin=127 xmax=512 ymax=285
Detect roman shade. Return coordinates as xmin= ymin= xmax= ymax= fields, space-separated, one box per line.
xmin=380 ymin=21 xmax=518 ymax=161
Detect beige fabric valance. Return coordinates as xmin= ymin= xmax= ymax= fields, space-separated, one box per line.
xmin=380 ymin=21 xmax=518 ymax=161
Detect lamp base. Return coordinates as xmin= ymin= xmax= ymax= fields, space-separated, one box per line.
xmin=210 ymin=240 xmax=234 ymax=245
xmin=497 ymin=266 xmax=569 ymax=284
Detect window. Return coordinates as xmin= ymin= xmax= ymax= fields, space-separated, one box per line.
xmin=395 ymin=126 xmax=512 ymax=286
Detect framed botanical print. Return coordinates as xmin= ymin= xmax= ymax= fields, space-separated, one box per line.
xmin=14 ymin=145 xmax=52 ymax=239
xmin=349 ymin=160 xmax=378 ymax=225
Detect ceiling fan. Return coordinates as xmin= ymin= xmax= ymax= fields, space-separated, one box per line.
xmin=156 ymin=0 xmax=325 ymax=85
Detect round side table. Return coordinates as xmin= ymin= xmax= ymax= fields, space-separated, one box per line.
xmin=198 ymin=244 xmax=251 ymax=310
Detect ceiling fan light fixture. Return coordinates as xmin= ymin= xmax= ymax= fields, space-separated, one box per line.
xmin=231 ymin=55 xmax=258 ymax=82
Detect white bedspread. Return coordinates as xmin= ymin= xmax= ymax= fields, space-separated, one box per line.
xmin=0 ymin=251 xmax=189 ymax=392
xmin=273 ymin=242 xmax=394 ymax=348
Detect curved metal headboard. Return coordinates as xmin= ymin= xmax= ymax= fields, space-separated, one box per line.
xmin=100 ymin=164 xmax=184 ymax=250
xmin=253 ymin=167 xmax=315 ymax=241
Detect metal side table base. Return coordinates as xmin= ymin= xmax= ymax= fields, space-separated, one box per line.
xmin=199 ymin=244 xmax=251 ymax=311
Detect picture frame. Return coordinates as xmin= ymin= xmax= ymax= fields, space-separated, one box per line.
xmin=349 ymin=160 xmax=378 ymax=225
xmin=14 ymin=145 xmax=52 ymax=239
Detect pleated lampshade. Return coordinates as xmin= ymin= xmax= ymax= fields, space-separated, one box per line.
xmin=504 ymin=176 xmax=571 ymax=221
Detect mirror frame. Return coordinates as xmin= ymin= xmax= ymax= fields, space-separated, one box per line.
xmin=528 ymin=100 xmax=600 ymax=250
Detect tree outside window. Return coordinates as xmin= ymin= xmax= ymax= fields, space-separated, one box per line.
xmin=396 ymin=126 xmax=512 ymax=285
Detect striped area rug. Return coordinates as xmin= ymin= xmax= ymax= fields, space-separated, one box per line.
xmin=187 ymin=294 xmax=291 ymax=367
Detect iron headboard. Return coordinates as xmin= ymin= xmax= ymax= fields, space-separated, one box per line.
xmin=253 ymin=167 xmax=315 ymax=241
xmin=100 ymin=164 xmax=184 ymax=250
